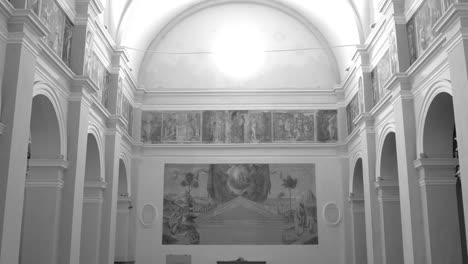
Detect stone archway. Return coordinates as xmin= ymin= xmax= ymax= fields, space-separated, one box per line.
xmin=20 ymin=94 xmax=65 ymax=264
xmin=376 ymin=132 xmax=404 ymax=264
xmin=115 ymin=159 xmax=133 ymax=263
xmin=349 ymin=158 xmax=367 ymax=264
xmin=80 ymin=133 xmax=105 ymax=264
xmin=416 ymin=92 xmax=466 ymax=263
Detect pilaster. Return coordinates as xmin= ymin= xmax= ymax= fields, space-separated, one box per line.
xmin=81 ymin=180 xmax=106 ymax=264
xmin=99 ymin=119 xmax=123 ymax=264
xmin=58 ymin=80 xmax=93 ymax=264
xmin=359 ymin=118 xmax=383 ymax=264
xmin=375 ymin=180 xmax=404 ymax=264
xmin=21 ymin=158 xmax=69 ymax=264
xmin=392 ymin=87 xmax=426 ymax=264
xmin=414 ymin=158 xmax=462 ymax=264
xmin=443 ymin=6 xmax=468 ymax=251
xmin=0 ymin=9 xmax=45 ymax=264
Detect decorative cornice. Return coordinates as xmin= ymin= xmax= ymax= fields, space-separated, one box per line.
xmin=419 ymin=177 xmax=458 ymax=187
xmin=0 ymin=0 xmax=13 ymax=18
xmin=406 ymin=34 xmax=446 ymax=76
xmin=56 ymin=0 xmax=75 ymax=23
xmin=25 ymin=179 xmax=64 ymax=189
xmin=70 ymin=77 xmax=97 ymax=106
xmin=29 ymin=158 xmax=70 ymax=169
xmin=38 ymin=40 xmax=75 ymax=80
xmin=7 ymin=9 xmax=48 ymax=56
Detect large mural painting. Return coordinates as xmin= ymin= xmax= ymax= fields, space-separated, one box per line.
xmin=162 ymin=163 xmax=318 ymax=245
xmin=142 ymin=110 xmax=338 ymax=144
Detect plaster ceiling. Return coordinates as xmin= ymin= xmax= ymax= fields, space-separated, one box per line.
xmin=104 ymin=0 xmax=372 ymax=86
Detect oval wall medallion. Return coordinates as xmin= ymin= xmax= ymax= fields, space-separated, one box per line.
xmin=322 ymin=202 xmax=341 ymax=226
xmin=140 ymin=203 xmax=157 ymax=228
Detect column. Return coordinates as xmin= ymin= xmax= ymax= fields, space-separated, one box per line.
xmin=20 ymin=159 xmax=69 ymax=264
xmin=375 ymin=180 xmax=403 ymax=264
xmin=393 ymin=90 xmax=426 ymax=264
xmin=81 ymin=180 xmax=106 ymax=264
xmin=414 ymin=158 xmax=462 ymax=264
xmin=0 ymin=10 xmax=46 ymax=264
xmin=58 ymin=81 xmax=92 ymax=264
xmin=445 ymin=7 xmax=468 ymax=252
xmin=99 ymin=124 xmax=122 ymax=264
xmin=349 ymin=194 xmax=367 ymax=264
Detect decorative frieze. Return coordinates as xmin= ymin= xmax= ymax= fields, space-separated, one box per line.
xmin=141 ymin=110 xmax=339 ymax=144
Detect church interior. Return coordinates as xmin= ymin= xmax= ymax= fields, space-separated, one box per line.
xmin=0 ymin=0 xmax=468 ymax=263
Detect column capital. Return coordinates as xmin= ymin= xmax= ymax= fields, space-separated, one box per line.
xmin=7 ymin=9 xmax=48 ymax=56
xmin=414 ymin=157 xmax=459 ymax=170
xmin=70 ymin=77 xmax=97 ymax=107
xmin=414 ymin=158 xmax=459 ymax=186
xmin=438 ymin=4 xmax=468 ymax=53
xmin=29 ymin=158 xmax=70 ymax=170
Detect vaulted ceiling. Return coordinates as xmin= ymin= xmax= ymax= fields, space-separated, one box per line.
xmin=101 ymin=0 xmax=376 ymax=88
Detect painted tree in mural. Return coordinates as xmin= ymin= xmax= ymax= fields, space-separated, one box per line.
xmin=180 ymin=172 xmax=199 ymax=207
xmin=281 ymin=174 xmax=298 ymax=218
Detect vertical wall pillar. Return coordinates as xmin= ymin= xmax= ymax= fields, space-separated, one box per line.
xmin=375 ymin=180 xmax=403 ymax=264
xmin=392 ymin=90 xmax=426 ymax=264
xmin=414 ymin=158 xmax=462 ymax=264
xmin=349 ymin=194 xmax=367 ymax=264
xmin=99 ymin=127 xmax=122 ymax=264
xmin=0 ymin=11 xmax=45 ymax=264
xmin=58 ymin=82 xmax=92 ymax=264
xmin=445 ymin=13 xmax=468 ymax=253
xmin=360 ymin=125 xmax=383 ymax=264
xmin=21 ymin=159 xmax=69 ymax=264
xmin=81 ymin=181 xmax=106 ymax=264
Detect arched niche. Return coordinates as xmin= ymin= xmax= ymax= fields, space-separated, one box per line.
xmin=380 ymin=132 xmax=399 ymax=182
xmin=118 ymin=159 xmax=129 ymax=196
xmin=350 ymin=158 xmax=368 ymax=264
xmin=85 ymin=134 xmax=102 ymax=181
xmin=30 ymin=95 xmax=61 ymax=159
xmin=352 ymin=158 xmax=364 ymax=195
xmin=422 ymin=92 xmax=455 ymax=158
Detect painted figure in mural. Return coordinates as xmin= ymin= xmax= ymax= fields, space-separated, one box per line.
xmin=163 ymin=114 xmax=177 ymax=141
xmin=141 ymin=112 xmax=162 ymax=143
xmin=230 ymin=111 xmax=245 ymax=143
xmin=207 ymin=164 xmax=271 ymax=203
xmin=62 ymin=18 xmax=73 ymax=66
xmin=389 ymin=30 xmax=398 ymax=74
xmin=84 ymin=31 xmax=93 ymax=76
xmin=317 ymin=110 xmax=337 ymax=142
xmin=163 ymin=163 xmax=317 ymax=245
xmin=247 ymin=112 xmax=272 ymax=143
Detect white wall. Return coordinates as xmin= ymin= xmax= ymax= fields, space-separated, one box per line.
xmin=134 ymin=146 xmax=347 ymax=264
xmin=139 ymin=3 xmax=338 ymax=91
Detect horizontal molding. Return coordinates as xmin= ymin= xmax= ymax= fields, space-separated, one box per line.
xmin=25 ymin=179 xmax=64 ymax=189
xmin=29 ymin=158 xmax=69 ymax=169
xmin=378 ymin=195 xmax=400 ymax=202
xmin=84 ymin=180 xmax=107 ymax=190
xmin=414 ymin=158 xmax=459 ymax=170
xmin=83 ymin=197 xmax=104 ymax=204
xmin=375 ymin=180 xmax=399 ymax=189
xmin=420 ymin=177 xmax=458 ymax=187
